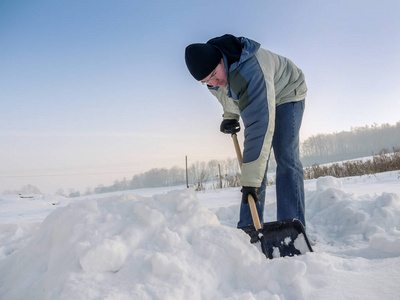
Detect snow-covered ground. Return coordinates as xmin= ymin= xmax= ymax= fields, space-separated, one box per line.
xmin=1 ymin=171 xmax=400 ymax=299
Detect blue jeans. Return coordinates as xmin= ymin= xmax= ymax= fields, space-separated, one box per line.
xmin=238 ymin=100 xmax=306 ymax=228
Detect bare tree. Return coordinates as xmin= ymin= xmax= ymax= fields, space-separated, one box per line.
xmin=190 ymin=161 xmax=210 ymax=191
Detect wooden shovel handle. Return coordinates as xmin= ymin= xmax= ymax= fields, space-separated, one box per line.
xmin=248 ymin=195 xmax=262 ymax=230
xmin=232 ymin=133 xmax=262 ymax=231
xmin=232 ymin=134 xmax=243 ymax=167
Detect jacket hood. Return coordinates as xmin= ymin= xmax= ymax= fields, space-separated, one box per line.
xmin=206 ymin=34 xmax=260 ymax=68
xmin=238 ymin=37 xmax=261 ymax=64
xmin=206 ymin=34 xmax=243 ymax=68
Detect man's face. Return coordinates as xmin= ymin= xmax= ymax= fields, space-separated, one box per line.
xmin=200 ymin=59 xmax=227 ymax=88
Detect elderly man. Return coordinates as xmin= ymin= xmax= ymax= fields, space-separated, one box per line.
xmin=185 ymin=34 xmax=307 ymax=240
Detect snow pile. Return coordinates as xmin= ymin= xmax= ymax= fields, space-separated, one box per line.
xmin=307 ymin=176 xmax=400 ymax=257
xmin=0 ymin=194 xmax=69 ymax=261
xmin=1 ymin=173 xmax=400 ymax=299
xmin=0 ymin=189 xmax=308 ymax=299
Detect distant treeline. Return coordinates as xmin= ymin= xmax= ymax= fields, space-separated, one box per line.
xmin=304 ymin=151 xmax=400 ymax=179
xmin=90 ymin=158 xmax=240 ymax=195
xmin=300 ymin=122 xmax=400 ymax=166
xmin=3 ymin=184 xmax=42 ymax=195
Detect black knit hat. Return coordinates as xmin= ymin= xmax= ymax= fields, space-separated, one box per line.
xmin=185 ymin=43 xmax=222 ymax=81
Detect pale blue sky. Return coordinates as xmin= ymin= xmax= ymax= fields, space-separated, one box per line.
xmin=1 ymin=0 xmax=399 ymax=193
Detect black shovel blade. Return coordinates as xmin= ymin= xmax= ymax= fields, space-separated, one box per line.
xmin=260 ymin=219 xmax=313 ymax=259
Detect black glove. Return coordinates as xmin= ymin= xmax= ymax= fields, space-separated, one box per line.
xmin=220 ymin=119 xmax=240 ymax=134
xmin=241 ymin=186 xmax=259 ymax=204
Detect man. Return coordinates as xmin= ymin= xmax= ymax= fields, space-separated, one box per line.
xmin=185 ymin=34 xmax=307 ymax=241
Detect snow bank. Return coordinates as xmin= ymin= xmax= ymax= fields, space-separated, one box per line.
xmin=0 ymin=194 xmax=68 ymax=260
xmin=307 ymin=176 xmax=400 ymax=257
xmin=0 ymin=189 xmax=310 ymax=300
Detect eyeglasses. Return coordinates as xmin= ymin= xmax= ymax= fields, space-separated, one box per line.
xmin=201 ymin=65 xmax=218 ymax=85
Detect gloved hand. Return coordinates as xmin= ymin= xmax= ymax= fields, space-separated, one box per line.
xmin=241 ymin=186 xmax=259 ymax=204
xmin=220 ymin=119 xmax=240 ymax=134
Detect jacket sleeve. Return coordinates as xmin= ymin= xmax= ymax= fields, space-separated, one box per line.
xmin=208 ymin=86 xmax=240 ymax=120
xmin=229 ymin=55 xmax=276 ymax=187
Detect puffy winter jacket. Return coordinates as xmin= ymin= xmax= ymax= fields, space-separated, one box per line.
xmin=207 ymin=35 xmax=307 ymax=187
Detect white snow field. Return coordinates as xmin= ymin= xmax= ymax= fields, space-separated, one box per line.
xmin=1 ymin=171 xmax=400 ymax=299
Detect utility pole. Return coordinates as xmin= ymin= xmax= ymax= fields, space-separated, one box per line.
xmin=218 ymin=164 xmax=222 ymax=189
xmin=186 ymin=156 xmax=189 ymax=188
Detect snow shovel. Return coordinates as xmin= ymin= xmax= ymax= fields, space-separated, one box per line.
xmin=232 ymin=133 xmax=313 ymax=259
